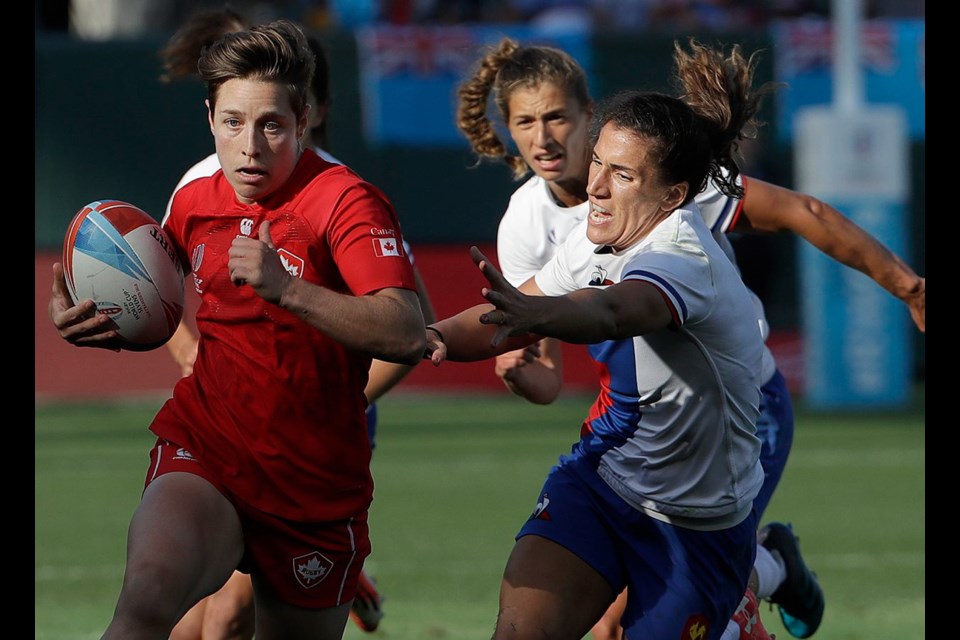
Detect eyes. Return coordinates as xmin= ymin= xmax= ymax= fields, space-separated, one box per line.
xmin=512 ymin=113 xmax=569 ymax=130
xmin=222 ymin=117 xmax=285 ymax=134
xmin=591 ymin=156 xmax=633 ymax=182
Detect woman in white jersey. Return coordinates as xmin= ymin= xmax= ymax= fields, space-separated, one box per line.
xmin=455 ymin=37 xmax=925 ymax=640
xmin=158 ymin=12 xmax=434 ymax=638
xmin=425 ymin=39 xmax=771 ymax=639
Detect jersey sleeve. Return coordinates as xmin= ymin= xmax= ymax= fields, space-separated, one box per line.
xmin=497 ymin=197 xmax=543 ymax=287
xmin=326 ymin=182 xmax=417 ymax=296
xmin=620 ymin=244 xmax=716 ymax=328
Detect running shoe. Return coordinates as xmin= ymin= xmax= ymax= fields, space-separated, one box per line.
xmin=758 ymin=522 xmax=824 ymax=638
xmin=349 ymin=570 xmax=384 ymax=632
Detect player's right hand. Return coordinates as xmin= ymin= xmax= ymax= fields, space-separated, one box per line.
xmin=495 ymin=343 xmax=542 ymax=380
xmin=48 ymin=262 xmax=122 ymax=351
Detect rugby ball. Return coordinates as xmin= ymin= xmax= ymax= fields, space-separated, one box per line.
xmin=62 ymin=200 xmax=185 ymax=351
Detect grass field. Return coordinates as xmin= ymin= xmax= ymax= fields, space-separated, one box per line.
xmin=35 ymin=390 xmax=924 ymax=640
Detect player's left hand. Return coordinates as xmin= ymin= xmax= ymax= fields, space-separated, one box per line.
xmin=228 ymin=220 xmax=291 ymax=304
xmin=424 ymin=327 xmax=448 ymax=366
xmin=470 ymin=246 xmax=540 ymax=348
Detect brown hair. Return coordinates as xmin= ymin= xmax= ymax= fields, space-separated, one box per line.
xmin=197 ymin=19 xmax=315 ymax=118
xmin=457 ymin=37 xmax=590 ymax=180
xmin=592 ymin=39 xmax=777 ymax=201
xmin=159 ymin=6 xmax=248 ymax=83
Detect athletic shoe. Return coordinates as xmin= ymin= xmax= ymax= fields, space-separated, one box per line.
xmin=349 ymin=570 xmax=384 ymax=632
xmin=732 ymin=588 xmax=775 ymax=639
xmin=758 ymin=522 xmax=824 ymax=638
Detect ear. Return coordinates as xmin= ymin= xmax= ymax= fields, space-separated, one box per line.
xmin=662 ymin=182 xmax=688 ymax=212
xmin=206 ymin=99 xmax=215 ymax=135
xmin=297 ymin=104 xmax=310 ymax=141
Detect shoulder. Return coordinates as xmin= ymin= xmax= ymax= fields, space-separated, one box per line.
xmin=174 ymin=154 xmax=222 ymax=194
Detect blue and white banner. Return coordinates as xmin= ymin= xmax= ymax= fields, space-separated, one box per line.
xmin=773 ymin=18 xmax=924 ymax=141
xmin=356 ymin=25 xmax=592 ymax=147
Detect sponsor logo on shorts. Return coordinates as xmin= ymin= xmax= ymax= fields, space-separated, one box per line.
xmin=681 ymin=613 xmax=710 ymax=640
xmin=530 ymin=492 xmax=552 ymax=521
xmin=293 ymin=550 xmax=334 ymax=590
xmin=173 ymin=448 xmax=196 ymax=461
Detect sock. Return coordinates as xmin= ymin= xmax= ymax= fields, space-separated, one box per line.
xmin=753 ymin=544 xmax=786 ymax=600
xmin=720 ymin=618 xmax=741 ymax=640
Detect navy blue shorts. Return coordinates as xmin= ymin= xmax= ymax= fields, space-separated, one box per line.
xmin=754 ymin=368 xmax=795 ymax=517
xmin=517 ymin=463 xmax=757 ymax=640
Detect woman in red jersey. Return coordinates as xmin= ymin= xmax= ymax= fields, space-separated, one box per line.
xmin=48 ymin=19 xmax=426 ymax=640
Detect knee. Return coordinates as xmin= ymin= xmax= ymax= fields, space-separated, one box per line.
xmin=113 ymin=562 xmax=188 ymax=631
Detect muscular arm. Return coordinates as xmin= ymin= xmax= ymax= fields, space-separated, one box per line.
xmin=230 ymin=221 xmax=426 ymax=365
xmin=365 ymin=265 xmax=436 ymax=403
xmin=737 ymin=177 xmax=925 ymax=332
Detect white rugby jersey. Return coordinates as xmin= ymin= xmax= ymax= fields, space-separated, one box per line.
xmin=498 ymin=173 xmax=775 ymax=382
xmin=535 ymin=205 xmax=765 ymax=529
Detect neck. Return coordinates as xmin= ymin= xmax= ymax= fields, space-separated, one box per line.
xmin=547 ymin=177 xmax=588 ymax=208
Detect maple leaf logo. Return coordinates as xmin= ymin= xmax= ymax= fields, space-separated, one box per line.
xmin=292 ymin=551 xmax=334 ymax=589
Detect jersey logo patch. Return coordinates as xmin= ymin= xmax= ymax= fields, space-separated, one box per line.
xmin=277 ymin=248 xmax=305 ymax=278
xmin=589 ymin=265 xmax=613 ymax=286
xmin=373 ymin=237 xmax=403 ymax=257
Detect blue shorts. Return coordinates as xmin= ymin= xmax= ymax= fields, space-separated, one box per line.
xmin=517 ymin=463 xmax=757 ymax=640
xmin=754 ymin=368 xmax=795 ymax=517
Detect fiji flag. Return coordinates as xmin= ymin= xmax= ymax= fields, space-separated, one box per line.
xmin=356 ymin=24 xmax=591 ymax=148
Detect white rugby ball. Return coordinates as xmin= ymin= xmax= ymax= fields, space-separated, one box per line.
xmin=62 ymin=199 xmax=185 ymax=351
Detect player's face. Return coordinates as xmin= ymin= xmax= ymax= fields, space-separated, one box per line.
xmin=208 ymin=78 xmax=307 ymax=204
xmin=585 ymin=124 xmax=686 ymax=251
xmin=506 ymin=82 xmax=591 ymax=188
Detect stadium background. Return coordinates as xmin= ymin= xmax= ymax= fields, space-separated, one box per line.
xmin=35 ymin=23 xmax=923 ymax=401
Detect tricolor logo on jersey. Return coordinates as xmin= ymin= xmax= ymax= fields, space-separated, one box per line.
xmin=589 ymin=265 xmax=613 ymax=286
xmin=530 ymin=492 xmax=552 ymax=521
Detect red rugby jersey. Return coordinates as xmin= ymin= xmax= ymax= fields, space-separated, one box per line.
xmin=154 ymin=150 xmax=417 ymax=521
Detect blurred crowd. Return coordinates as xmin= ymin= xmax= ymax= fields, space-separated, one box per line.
xmin=37 ymin=0 xmax=924 ymax=40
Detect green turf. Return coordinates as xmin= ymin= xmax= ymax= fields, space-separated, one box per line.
xmin=35 ymin=390 xmax=924 ymax=640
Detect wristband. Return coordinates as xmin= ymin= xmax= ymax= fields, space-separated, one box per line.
xmin=425 ymin=325 xmax=445 ymax=344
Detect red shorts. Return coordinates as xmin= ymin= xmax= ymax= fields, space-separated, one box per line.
xmin=145 ymin=438 xmax=370 ymax=608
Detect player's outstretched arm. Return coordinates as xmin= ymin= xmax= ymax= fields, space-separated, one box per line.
xmin=737 ymin=177 xmax=925 ymax=332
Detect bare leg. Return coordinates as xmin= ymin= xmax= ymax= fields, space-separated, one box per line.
xmin=493 ymin=535 xmax=615 ymax=640
xmin=101 ymin=472 xmax=245 ymax=640
xmin=252 ymin=572 xmax=352 ymax=640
